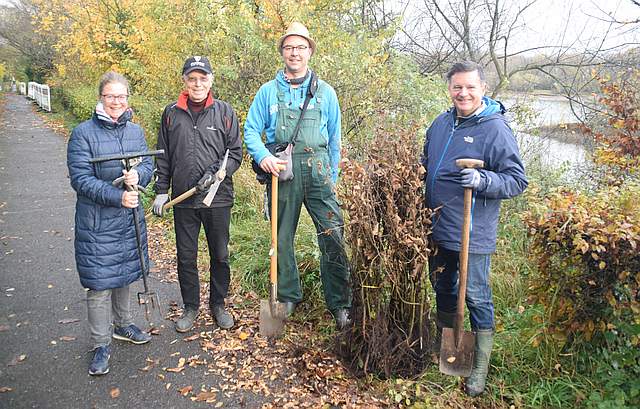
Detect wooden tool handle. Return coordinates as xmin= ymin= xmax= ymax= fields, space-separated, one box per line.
xmin=454 ymin=158 xmax=485 ymax=345
xmin=455 ymin=158 xmax=484 ymax=169
xmin=270 ymin=174 xmax=278 ymax=285
xmin=269 ymin=164 xmax=287 ymax=285
xmin=163 ymin=187 xmax=197 ymax=211
xmin=454 ymin=187 xmax=473 ymax=342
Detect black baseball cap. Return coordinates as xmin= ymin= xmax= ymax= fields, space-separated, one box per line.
xmin=182 ymin=56 xmax=213 ymax=75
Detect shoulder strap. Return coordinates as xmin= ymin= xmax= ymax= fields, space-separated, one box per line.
xmin=289 ymin=71 xmax=318 ymax=145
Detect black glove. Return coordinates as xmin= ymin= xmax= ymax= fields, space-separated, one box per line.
xmin=196 ymin=171 xmax=214 ymax=192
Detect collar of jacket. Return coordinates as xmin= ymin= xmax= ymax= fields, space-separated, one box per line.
xmin=448 ymin=96 xmax=504 ymax=127
xmin=176 ymin=90 xmax=214 ymax=112
xmin=92 ymin=106 xmax=133 ymax=130
xmin=276 ymin=69 xmax=314 ymax=90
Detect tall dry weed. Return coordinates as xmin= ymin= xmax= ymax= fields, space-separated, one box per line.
xmin=338 ymin=126 xmax=435 ymax=378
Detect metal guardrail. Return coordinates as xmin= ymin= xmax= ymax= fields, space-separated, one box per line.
xmin=26 ymin=81 xmax=51 ymax=112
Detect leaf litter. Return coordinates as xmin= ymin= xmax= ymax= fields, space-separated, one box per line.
xmin=147 ymin=223 xmax=389 ymax=408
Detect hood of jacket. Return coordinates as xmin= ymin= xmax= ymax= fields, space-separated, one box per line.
xmin=449 ymin=96 xmax=505 ymax=125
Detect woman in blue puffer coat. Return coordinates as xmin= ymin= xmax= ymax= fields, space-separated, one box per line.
xmin=67 ymin=71 xmax=154 ymax=376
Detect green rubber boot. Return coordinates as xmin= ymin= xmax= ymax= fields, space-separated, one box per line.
xmin=465 ymin=329 xmax=494 ymax=397
xmin=433 ymin=310 xmax=456 ymax=353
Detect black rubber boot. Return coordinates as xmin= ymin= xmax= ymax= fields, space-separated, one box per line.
xmin=465 ymin=329 xmax=494 ymax=397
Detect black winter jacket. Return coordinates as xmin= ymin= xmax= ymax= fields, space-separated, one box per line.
xmin=155 ymin=91 xmax=242 ymax=208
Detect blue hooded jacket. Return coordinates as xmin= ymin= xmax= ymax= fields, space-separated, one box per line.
xmin=67 ymin=109 xmax=153 ymax=290
xmin=244 ymin=70 xmax=342 ymax=182
xmin=422 ymin=96 xmax=528 ymax=254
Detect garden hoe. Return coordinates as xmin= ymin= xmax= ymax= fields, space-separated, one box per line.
xmin=439 ymin=158 xmax=485 ymax=377
xmin=90 ymin=150 xmax=165 ymax=327
xmin=259 ymin=166 xmax=288 ymax=337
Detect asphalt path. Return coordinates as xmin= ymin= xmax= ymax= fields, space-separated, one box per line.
xmin=0 ymin=94 xmax=251 ymax=409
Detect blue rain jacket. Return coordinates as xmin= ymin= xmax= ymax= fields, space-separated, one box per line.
xmin=422 ymin=97 xmax=528 ymax=254
xmin=67 ymin=111 xmax=153 ymax=290
xmin=244 ymin=70 xmax=342 ymax=182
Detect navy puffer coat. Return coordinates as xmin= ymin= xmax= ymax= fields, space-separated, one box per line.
xmin=67 ymin=110 xmax=153 ymax=291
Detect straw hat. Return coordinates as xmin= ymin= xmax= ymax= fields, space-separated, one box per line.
xmin=277 ymin=22 xmax=316 ymax=54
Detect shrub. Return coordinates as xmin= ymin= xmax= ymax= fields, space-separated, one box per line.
xmin=61 ymin=84 xmax=96 ymax=121
xmin=338 ymin=125 xmax=434 ymax=378
xmin=523 ymin=182 xmax=640 ymax=344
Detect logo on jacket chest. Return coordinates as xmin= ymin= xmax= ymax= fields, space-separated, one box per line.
xmin=464 ymin=135 xmax=474 ymax=143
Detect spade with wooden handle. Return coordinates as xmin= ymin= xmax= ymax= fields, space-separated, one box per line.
xmin=259 ymin=164 xmax=288 ymax=337
xmin=439 ymin=158 xmax=485 ymax=377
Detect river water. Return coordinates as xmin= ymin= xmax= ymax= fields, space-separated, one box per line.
xmin=501 ymin=94 xmax=587 ymax=169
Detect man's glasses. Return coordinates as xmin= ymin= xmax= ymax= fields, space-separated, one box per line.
xmin=101 ymin=94 xmax=128 ymax=102
xmin=282 ymin=45 xmax=309 ymax=53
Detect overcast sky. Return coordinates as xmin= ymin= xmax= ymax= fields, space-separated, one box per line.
xmin=395 ymin=0 xmax=639 ymax=54
xmin=520 ymin=0 xmax=639 ymax=51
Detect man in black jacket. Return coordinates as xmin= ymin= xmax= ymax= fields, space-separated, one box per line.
xmin=152 ymin=56 xmax=242 ymax=333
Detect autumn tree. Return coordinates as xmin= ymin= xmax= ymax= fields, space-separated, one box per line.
xmin=30 ymin=0 xmax=447 ymax=147
xmin=0 ymin=0 xmax=55 ymax=81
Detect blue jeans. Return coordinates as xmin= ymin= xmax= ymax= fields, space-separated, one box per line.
xmin=429 ymin=247 xmax=494 ymax=331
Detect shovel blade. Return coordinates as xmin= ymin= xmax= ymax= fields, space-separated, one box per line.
xmin=259 ymin=299 xmax=287 ymax=338
xmin=439 ymin=327 xmax=475 ymax=377
xmin=138 ymin=291 xmax=163 ymax=327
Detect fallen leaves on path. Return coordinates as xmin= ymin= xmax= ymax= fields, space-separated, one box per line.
xmin=59 ymin=336 xmax=76 ymax=342
xmin=148 ymin=223 xmax=389 ymax=408
xmin=7 ymin=355 xmax=26 ymax=366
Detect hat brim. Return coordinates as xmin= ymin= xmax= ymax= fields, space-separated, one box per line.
xmin=278 ymin=34 xmax=316 ymax=55
xmin=183 ymin=67 xmax=212 ymax=76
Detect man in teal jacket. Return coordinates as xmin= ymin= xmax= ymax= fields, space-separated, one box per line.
xmin=244 ymin=22 xmax=351 ymax=329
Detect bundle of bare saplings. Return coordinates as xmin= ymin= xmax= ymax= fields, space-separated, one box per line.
xmin=338 ymin=127 xmax=435 ymax=378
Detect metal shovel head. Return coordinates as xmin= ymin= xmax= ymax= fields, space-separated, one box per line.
xmin=439 ymin=327 xmax=475 ymax=377
xmin=138 ymin=291 xmax=163 ymax=327
xmin=259 ymin=298 xmax=287 ymax=337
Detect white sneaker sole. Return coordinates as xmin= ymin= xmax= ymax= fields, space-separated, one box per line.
xmin=112 ymin=333 xmax=151 ymax=345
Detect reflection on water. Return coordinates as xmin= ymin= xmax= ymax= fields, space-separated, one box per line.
xmin=501 ymin=94 xmax=587 ymax=168
xmin=518 ymin=132 xmax=585 ymax=168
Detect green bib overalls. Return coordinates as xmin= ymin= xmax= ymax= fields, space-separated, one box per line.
xmin=271 ymin=84 xmax=351 ymax=312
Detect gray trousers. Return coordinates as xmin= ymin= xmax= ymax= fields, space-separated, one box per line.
xmin=87 ymin=286 xmax=134 ymax=349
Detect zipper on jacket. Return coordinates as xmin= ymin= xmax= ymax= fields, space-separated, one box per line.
xmin=429 ymin=116 xmax=456 ymax=202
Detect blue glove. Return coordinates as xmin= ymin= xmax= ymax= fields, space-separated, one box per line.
xmin=460 ymin=168 xmax=485 ymax=191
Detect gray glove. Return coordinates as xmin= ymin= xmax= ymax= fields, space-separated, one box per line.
xmin=460 ymin=168 xmax=486 ymax=191
xmin=152 ymin=194 xmax=169 ymax=216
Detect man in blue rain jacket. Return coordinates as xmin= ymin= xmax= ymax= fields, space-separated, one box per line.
xmin=422 ymin=61 xmax=527 ymax=396
xmin=244 ymin=22 xmax=351 ymax=329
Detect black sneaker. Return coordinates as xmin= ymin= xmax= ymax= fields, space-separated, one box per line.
xmin=88 ymin=345 xmax=110 ymax=376
xmin=113 ymin=324 xmax=151 ymax=345
xmin=175 ymin=308 xmax=198 ymax=333
xmin=211 ymin=305 xmax=234 ymax=329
